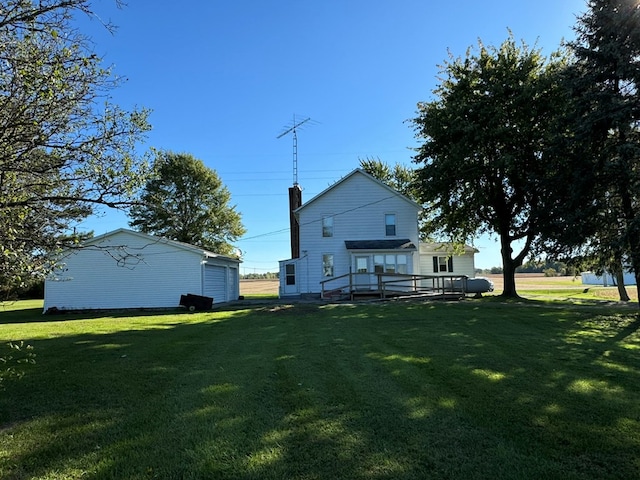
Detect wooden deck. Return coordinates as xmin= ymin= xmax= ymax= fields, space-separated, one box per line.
xmin=349 ymin=289 xmax=464 ymax=301
xmin=321 ymin=272 xmax=469 ymax=301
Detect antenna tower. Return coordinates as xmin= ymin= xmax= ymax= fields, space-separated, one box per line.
xmin=277 ymin=114 xmax=313 ymax=186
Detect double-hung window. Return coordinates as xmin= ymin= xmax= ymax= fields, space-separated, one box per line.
xmin=433 ymin=256 xmax=454 ymax=273
xmin=322 ymin=216 xmax=333 ymax=237
xmin=385 ymin=214 xmax=396 ymax=236
xmin=322 ymin=254 xmax=334 ymax=277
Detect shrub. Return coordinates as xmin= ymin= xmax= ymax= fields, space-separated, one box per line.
xmin=0 ymin=341 xmax=36 ymax=390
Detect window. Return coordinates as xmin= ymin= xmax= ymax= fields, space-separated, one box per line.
xmin=374 ymin=255 xmax=384 ymax=273
xmin=322 ymin=216 xmax=333 ymax=237
xmin=385 ymin=255 xmax=396 ymax=273
xmin=433 ymin=256 xmax=454 ymax=273
xmin=355 ymin=256 xmax=368 ymax=273
xmin=373 ymin=254 xmax=408 ymax=274
xmin=285 ymin=263 xmax=295 ymax=285
xmin=397 ymin=255 xmax=408 ymax=274
xmin=385 ymin=214 xmax=396 ymax=236
xmin=322 ymin=254 xmax=334 ymax=277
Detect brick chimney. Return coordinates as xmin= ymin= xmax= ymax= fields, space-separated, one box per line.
xmin=288 ymin=185 xmax=302 ymax=258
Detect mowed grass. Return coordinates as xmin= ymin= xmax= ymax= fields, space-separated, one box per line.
xmin=1 ymin=299 xmax=639 ymax=479
xmin=486 ymin=274 xmax=639 ymax=303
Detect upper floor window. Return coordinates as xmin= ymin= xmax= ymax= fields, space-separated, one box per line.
xmin=322 ymin=216 xmax=333 ymax=237
xmin=385 ymin=214 xmax=396 ymax=236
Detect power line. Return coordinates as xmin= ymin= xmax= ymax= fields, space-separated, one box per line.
xmin=237 ymin=194 xmax=399 ymax=243
xmin=218 ymin=169 xmax=347 ymax=176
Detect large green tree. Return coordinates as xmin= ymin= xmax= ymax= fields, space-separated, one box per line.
xmin=129 ymin=151 xmax=245 ymax=256
xmin=0 ymin=1 xmax=151 ymax=298
xmin=411 ymin=36 xmax=568 ymax=297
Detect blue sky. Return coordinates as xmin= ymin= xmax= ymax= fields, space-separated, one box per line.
xmin=75 ymin=0 xmax=587 ymax=274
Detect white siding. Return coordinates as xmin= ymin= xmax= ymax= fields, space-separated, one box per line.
xmin=419 ymin=244 xmax=477 ymax=278
xmin=44 ymin=230 xmax=241 ymax=311
xmin=296 ymin=171 xmax=420 ymax=294
xmin=44 ymin=230 xmax=203 ymax=310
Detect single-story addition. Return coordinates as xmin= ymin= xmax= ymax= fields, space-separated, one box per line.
xmin=419 ymin=242 xmax=478 ymax=278
xmin=44 ymin=228 xmax=241 ymax=312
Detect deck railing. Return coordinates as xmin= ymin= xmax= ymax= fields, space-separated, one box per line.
xmin=320 ymin=271 xmax=469 ymax=300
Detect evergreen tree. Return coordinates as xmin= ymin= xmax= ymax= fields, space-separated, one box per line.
xmin=562 ymin=0 xmax=640 ymax=303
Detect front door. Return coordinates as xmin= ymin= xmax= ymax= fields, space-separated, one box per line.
xmin=353 ymin=255 xmax=375 ymax=290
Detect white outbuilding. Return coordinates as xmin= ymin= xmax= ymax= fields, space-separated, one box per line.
xmin=44 ymin=228 xmax=241 ymax=312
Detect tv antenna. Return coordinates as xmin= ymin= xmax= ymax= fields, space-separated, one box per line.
xmin=277 ymin=114 xmax=316 ymax=186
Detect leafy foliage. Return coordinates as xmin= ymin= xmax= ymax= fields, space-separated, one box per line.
xmin=410 ymin=35 xmax=568 ymax=297
xmin=0 ymin=341 xmax=35 ymax=390
xmin=129 ymin=151 xmax=246 ymax=256
xmin=358 ymin=157 xmax=418 ymax=200
xmin=0 ymin=1 xmax=151 ymax=298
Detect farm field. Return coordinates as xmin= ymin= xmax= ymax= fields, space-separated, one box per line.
xmin=240 ymin=279 xmax=279 ymax=295
xmin=241 ymin=274 xmax=639 ymax=302
xmin=1 ymin=297 xmax=639 ymax=479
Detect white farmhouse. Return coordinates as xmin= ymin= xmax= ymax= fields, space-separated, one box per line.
xmin=44 ymin=229 xmax=240 ymax=311
xmin=279 ymin=168 xmax=479 ymax=298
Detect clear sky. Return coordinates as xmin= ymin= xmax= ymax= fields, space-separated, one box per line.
xmin=74 ymin=0 xmax=587 ymax=274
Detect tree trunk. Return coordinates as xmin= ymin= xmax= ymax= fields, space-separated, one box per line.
xmin=501 ymin=258 xmax=519 ymax=298
xmin=614 ymin=269 xmax=630 ymax=302
xmin=500 ymin=237 xmax=520 ymax=298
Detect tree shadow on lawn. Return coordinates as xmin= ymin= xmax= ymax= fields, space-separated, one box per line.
xmin=0 ymin=306 xmax=192 ymax=325
xmin=1 ymin=302 xmax=639 ymax=479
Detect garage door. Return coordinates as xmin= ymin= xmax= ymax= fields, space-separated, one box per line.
xmin=204 ymin=265 xmax=226 ymax=303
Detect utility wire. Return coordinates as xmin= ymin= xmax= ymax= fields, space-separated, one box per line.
xmin=237 ymin=194 xmax=399 ymax=242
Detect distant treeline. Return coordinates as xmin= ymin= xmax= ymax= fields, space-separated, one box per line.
xmin=477 ymin=261 xmax=578 ymax=277
xmin=240 ymin=272 xmax=279 ymax=280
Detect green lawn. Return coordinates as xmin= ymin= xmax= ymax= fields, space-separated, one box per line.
xmin=1 ymin=299 xmax=639 ymax=479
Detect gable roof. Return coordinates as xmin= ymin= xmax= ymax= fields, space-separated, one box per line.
xmin=83 ymin=228 xmax=241 ymax=263
xmin=295 ymin=168 xmax=421 ymax=213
